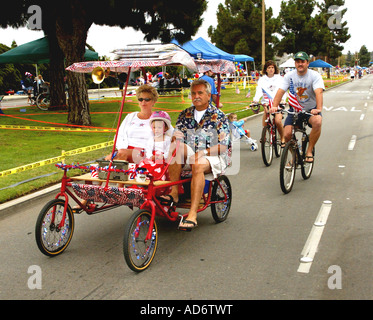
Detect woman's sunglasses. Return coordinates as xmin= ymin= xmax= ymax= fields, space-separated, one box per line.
xmin=138 ymin=98 xmax=152 ymax=102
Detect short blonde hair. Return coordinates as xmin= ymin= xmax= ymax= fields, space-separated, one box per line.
xmin=228 ymin=113 xmax=237 ymax=121
xmin=136 ymin=84 xmax=159 ymax=102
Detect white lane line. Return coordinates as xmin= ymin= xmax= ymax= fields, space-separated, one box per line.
xmin=360 ymin=114 xmax=365 ymax=121
xmin=298 ymin=201 xmax=333 ymax=274
xmin=348 ymin=135 xmax=357 ymax=150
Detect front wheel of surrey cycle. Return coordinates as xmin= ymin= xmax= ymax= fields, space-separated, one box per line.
xmin=261 ymin=126 xmax=273 ymax=166
xmin=211 ymin=175 xmax=232 ymax=223
xmin=35 ymin=199 xmax=75 ymax=256
xmin=280 ymin=141 xmax=297 ymax=194
xmin=123 ymin=209 xmax=158 ymax=272
xmin=301 ymin=135 xmax=315 ymax=180
xmin=36 ymin=93 xmax=50 ymax=110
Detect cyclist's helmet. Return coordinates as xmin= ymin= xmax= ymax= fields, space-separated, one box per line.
xmin=25 ymin=72 xmax=32 ymax=77
xmin=149 ymin=110 xmax=172 ymax=131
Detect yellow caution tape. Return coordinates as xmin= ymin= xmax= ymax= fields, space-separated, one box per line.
xmin=0 ymin=141 xmax=114 ymax=178
xmin=0 ymin=124 xmax=115 ymax=132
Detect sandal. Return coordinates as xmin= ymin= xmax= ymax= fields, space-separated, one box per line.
xmin=305 ymin=156 xmax=314 ymax=163
xmin=178 ymin=218 xmax=198 ymax=232
xmin=280 ymin=142 xmax=286 ymax=148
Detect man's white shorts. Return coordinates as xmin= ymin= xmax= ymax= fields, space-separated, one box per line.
xmin=183 ymin=145 xmax=227 ymax=180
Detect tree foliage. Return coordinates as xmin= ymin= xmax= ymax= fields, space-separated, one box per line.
xmin=208 ymin=0 xmax=279 ymax=65
xmin=0 ymin=0 xmax=206 ymax=125
xmin=208 ymin=0 xmax=351 ymax=67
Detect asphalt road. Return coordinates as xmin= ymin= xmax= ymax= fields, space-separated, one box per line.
xmin=0 ymin=76 xmax=372 ymax=301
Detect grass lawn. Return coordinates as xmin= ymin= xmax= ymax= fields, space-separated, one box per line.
xmin=0 ymin=77 xmax=349 ymax=203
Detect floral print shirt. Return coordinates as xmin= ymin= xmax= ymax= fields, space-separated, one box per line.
xmin=175 ymin=104 xmax=231 ymax=164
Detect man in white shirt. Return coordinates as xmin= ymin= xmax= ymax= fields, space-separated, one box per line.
xmin=271 ymin=51 xmax=324 ymax=163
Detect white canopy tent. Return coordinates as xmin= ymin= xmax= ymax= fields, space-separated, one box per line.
xmin=279 ymin=58 xmax=295 ymax=68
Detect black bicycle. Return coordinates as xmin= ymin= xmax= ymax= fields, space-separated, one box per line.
xmin=252 ymin=103 xmax=284 ymax=166
xmin=279 ymin=109 xmax=315 ymax=194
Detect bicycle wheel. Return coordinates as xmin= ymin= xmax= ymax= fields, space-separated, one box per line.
xmin=261 ymin=126 xmax=273 ymax=166
xmin=35 ymin=199 xmax=74 ymax=256
xmin=123 ymin=209 xmax=158 ymax=272
xmin=36 ymin=93 xmax=50 ymax=110
xmin=301 ymin=135 xmax=315 ymax=180
xmin=211 ymin=175 xmax=232 ymax=223
xmin=274 ymin=126 xmax=282 ymax=158
xmin=280 ymin=141 xmax=297 ymax=194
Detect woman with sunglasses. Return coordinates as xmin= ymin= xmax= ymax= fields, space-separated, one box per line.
xmin=105 ymin=84 xmax=169 ymax=163
xmin=73 ymin=84 xmax=165 ymax=213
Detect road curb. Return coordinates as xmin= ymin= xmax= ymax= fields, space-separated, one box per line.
xmin=0 ymin=183 xmax=61 ymax=218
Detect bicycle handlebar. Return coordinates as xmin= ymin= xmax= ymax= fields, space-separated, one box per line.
xmin=282 ymin=108 xmax=314 ymax=117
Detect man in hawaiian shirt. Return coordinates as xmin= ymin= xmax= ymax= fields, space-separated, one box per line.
xmin=162 ymin=79 xmax=231 ymax=231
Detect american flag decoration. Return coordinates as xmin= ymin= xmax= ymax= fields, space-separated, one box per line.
xmin=90 ymin=169 xmax=98 ymax=179
xmin=288 ymin=79 xmax=303 ymax=112
xmin=262 ymin=88 xmax=273 ymax=108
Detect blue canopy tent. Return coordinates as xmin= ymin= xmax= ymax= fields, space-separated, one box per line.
xmin=178 ymin=37 xmax=235 ymax=61
xmin=233 ymin=54 xmax=254 ymax=62
xmin=173 ymin=37 xmax=255 ymax=105
xmin=309 ymin=59 xmax=333 ymax=68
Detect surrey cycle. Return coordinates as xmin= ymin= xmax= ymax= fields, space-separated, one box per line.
xmin=34 ymin=51 xmax=234 ymax=272
xmin=279 ymin=108 xmax=315 ymax=194
xmin=35 ymin=141 xmax=232 ymax=272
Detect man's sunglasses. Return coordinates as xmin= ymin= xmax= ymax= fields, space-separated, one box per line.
xmin=138 ymin=98 xmax=152 ymax=102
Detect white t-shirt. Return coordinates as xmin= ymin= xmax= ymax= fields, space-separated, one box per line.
xmin=116 ymin=112 xmax=174 ymax=158
xmin=154 ymin=135 xmax=172 ymax=159
xmin=194 ymin=108 xmax=207 ymax=123
xmin=280 ymin=69 xmax=325 ymax=111
xmin=253 ymin=74 xmax=284 ymax=103
xmin=116 ymin=112 xmax=154 ymax=155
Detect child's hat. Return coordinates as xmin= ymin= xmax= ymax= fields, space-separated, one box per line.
xmin=149 ymin=110 xmax=172 ymax=130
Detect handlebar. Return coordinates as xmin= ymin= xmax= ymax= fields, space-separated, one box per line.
xmin=250 ymin=102 xmax=286 ymax=114
xmin=282 ymin=108 xmax=314 ymax=117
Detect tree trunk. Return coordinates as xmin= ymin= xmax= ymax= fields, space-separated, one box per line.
xmin=55 ymin=0 xmax=92 ymax=126
xmin=48 ymin=34 xmax=67 ymax=109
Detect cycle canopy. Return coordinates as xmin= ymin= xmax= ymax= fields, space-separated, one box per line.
xmin=65 ymin=43 xmax=235 ymax=187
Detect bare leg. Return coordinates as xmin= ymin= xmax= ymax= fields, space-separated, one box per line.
xmin=275 ymin=113 xmax=284 ymax=144
xmin=179 ymin=158 xmax=211 ymax=228
xmin=306 ymin=115 xmax=322 ymax=159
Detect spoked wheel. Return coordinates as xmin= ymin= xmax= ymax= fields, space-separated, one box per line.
xmin=301 ymin=135 xmax=315 ymax=180
xmin=274 ymin=127 xmax=282 ymax=158
xmin=36 ymin=93 xmax=50 ymax=111
xmin=123 ymin=209 xmax=158 ymax=272
xmin=280 ymin=141 xmax=297 ymax=194
xmin=35 ymin=199 xmax=74 ymax=256
xmin=261 ymin=126 xmax=273 ymax=166
xmin=211 ymin=175 xmax=232 ymax=223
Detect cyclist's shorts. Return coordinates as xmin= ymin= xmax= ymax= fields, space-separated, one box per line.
xmin=284 ymin=107 xmax=322 ymax=128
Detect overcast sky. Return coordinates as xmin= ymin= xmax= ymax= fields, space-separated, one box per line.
xmin=0 ymin=0 xmax=371 ymax=57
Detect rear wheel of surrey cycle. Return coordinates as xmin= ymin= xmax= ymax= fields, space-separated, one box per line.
xmin=280 ymin=141 xmax=297 ymax=194
xmin=36 ymin=93 xmax=50 ymax=110
xmin=123 ymin=209 xmax=158 ymax=272
xmin=211 ymin=175 xmax=232 ymax=223
xmin=261 ymin=126 xmax=273 ymax=166
xmin=35 ymin=199 xmax=74 ymax=256
xmin=274 ymin=126 xmax=282 ymax=158
xmin=301 ymin=134 xmax=315 ymax=180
